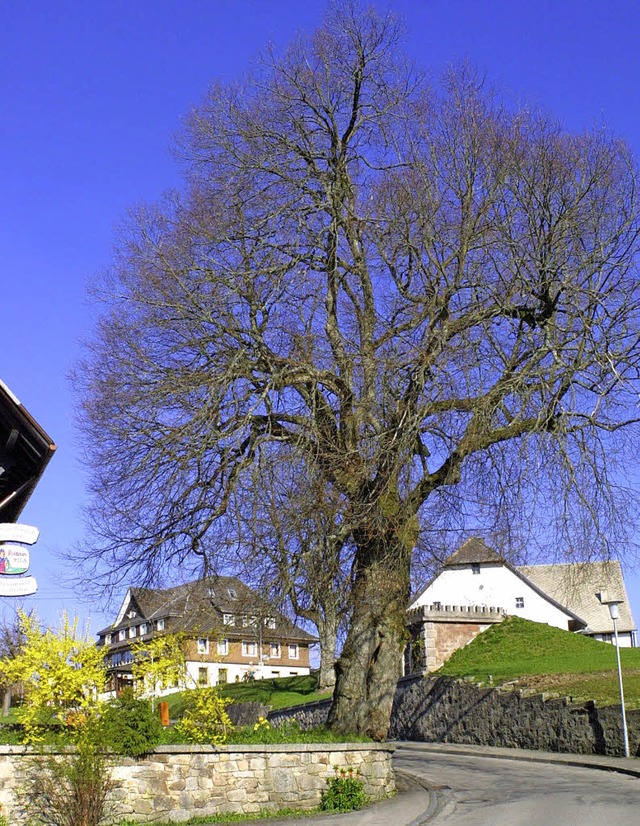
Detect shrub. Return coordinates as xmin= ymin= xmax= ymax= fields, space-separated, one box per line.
xmin=21 ymin=728 xmax=115 ymax=826
xmin=175 ymin=688 xmax=233 ymax=745
xmin=320 ymin=766 xmax=367 ymax=813
xmin=97 ymin=690 xmax=163 ymax=757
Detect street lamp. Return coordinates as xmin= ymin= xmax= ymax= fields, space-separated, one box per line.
xmin=598 ymin=593 xmax=630 ymax=758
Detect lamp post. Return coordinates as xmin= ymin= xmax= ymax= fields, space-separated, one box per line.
xmin=599 ymin=596 xmax=630 ymax=758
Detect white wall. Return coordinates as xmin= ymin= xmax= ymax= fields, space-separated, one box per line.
xmin=184 ymin=661 xmax=309 ymax=688
xmin=411 ymin=563 xmax=575 ymax=631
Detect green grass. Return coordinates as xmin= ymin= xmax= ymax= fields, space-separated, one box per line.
xmin=164 ymin=675 xmax=331 ymax=719
xmin=118 ymin=807 xmax=313 ymax=825
xmin=439 ymin=616 xmax=640 ymax=707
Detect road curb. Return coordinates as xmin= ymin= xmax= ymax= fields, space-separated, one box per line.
xmin=394 ymin=741 xmax=640 ymax=779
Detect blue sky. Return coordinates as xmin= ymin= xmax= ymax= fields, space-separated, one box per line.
xmin=2 ymin=0 xmax=640 ymax=635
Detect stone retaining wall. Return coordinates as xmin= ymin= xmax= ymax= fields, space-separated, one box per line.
xmin=0 ymin=743 xmax=395 ymax=825
xmin=390 ymin=674 xmax=640 ymax=757
xmin=269 ymin=698 xmax=332 ymax=730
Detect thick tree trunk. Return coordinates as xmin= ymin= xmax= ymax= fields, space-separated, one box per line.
xmin=316 ymin=615 xmax=338 ymax=691
xmin=326 ymin=533 xmax=411 ymax=740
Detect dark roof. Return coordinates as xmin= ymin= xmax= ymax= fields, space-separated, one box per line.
xmin=103 ymin=576 xmax=317 ymax=643
xmin=0 ymin=381 xmax=56 ymax=522
xmin=443 ymin=537 xmax=505 ymax=567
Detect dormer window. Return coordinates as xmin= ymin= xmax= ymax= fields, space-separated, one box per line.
xmin=208 ymin=588 xmax=216 ymax=598
xmin=128 ymin=610 xmax=137 ymax=619
xmin=118 ymin=629 xmax=126 ymax=642
xmin=228 ymin=587 xmax=237 ymax=599
xmin=139 ymin=623 xmax=147 ymax=636
xmin=157 ymin=618 xmax=165 ymax=631
xmin=128 ymin=626 xmax=136 ymax=639
xmin=265 ymin=617 xmax=276 ymax=629
xmin=105 ymin=633 xmax=112 ymax=646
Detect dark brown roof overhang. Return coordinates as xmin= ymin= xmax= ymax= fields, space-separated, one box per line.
xmin=0 ymin=381 xmax=56 ymax=522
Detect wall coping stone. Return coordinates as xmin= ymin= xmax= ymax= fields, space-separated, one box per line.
xmin=0 ymin=742 xmax=394 ymax=756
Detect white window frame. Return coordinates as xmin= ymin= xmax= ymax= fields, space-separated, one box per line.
xmin=139 ymin=623 xmax=147 ymax=636
xmin=288 ymin=643 xmax=299 ymax=660
xmin=270 ymin=642 xmax=281 ymax=658
xmin=128 ymin=626 xmax=136 ymax=639
xmin=265 ymin=617 xmax=277 ymax=629
xmin=223 ymin=613 xmax=235 ymax=626
xmin=217 ymin=638 xmax=229 ymax=656
xmin=105 ymin=633 xmax=112 ymax=646
xmin=515 ymin=597 xmax=525 ymax=609
xmin=197 ymin=637 xmax=209 ymax=655
xmin=118 ymin=629 xmax=126 ymax=642
xmin=157 ymin=618 xmax=165 ymax=631
xmin=242 ymin=640 xmax=257 ymax=657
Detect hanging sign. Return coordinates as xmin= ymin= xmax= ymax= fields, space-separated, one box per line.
xmin=0 ymin=544 xmax=29 ymax=575
xmin=0 ymin=575 xmax=37 ymax=597
xmin=0 ymin=524 xmax=39 ymax=545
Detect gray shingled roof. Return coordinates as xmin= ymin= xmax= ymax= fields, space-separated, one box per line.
xmin=518 ymin=561 xmax=636 ymax=634
xmin=102 ymin=576 xmax=317 ymax=643
xmin=443 ymin=537 xmax=505 ymax=567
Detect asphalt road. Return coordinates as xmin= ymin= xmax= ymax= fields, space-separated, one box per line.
xmin=394 ymin=744 xmax=640 ymax=826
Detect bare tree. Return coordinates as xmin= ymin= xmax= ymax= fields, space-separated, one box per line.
xmin=75 ymin=5 xmax=640 ymax=738
xmin=236 ymin=451 xmax=351 ymax=690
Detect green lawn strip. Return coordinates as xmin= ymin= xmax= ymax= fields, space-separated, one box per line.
xmin=164 ymin=675 xmax=331 ymax=720
xmin=225 ymin=724 xmax=371 ymax=745
xmin=117 ymin=808 xmax=314 ymax=825
xmin=439 ymin=616 xmax=640 ymax=706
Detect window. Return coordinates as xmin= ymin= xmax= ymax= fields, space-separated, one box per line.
xmin=139 ymin=623 xmax=147 ymax=636
xmin=270 ymin=642 xmax=281 ymax=658
xmin=223 ymin=613 xmax=235 ymax=626
xmin=128 ymin=626 xmax=136 ymax=639
xmin=242 ymin=640 xmax=257 ymax=657
xmin=157 ymin=618 xmax=165 ymax=631
xmin=289 ymin=671 xmax=298 ymax=676
xmin=217 ymin=639 xmax=229 ymax=656
xmin=197 ymin=637 xmax=209 ymax=655
xmin=265 ymin=617 xmax=277 ymax=629
xmin=271 ymin=671 xmax=280 ymax=678
xmin=198 ymin=667 xmax=208 ymax=687
xmin=218 ymin=668 xmax=228 ymax=684
xmin=128 ymin=610 xmax=137 ymax=619
xmin=515 ymin=597 xmax=524 ymax=609
xmin=208 ymin=588 xmax=216 ymax=598
xmin=288 ymin=644 xmax=299 ymax=660
xmin=227 ymin=587 xmax=237 ymax=599
xmin=118 ymin=629 xmax=126 ymax=642
xmin=472 ymin=563 xmax=481 ymax=575
xmin=105 ymin=633 xmax=112 ymax=646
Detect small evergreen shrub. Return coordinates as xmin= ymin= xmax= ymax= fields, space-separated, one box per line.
xmin=175 ymin=688 xmax=233 ymax=745
xmin=320 ymin=766 xmax=367 ymax=812
xmin=98 ymin=690 xmax=163 ymax=757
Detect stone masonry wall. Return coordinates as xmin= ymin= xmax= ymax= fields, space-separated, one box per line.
xmin=390 ymin=674 xmax=640 ymax=757
xmin=0 ymin=743 xmax=395 ymax=825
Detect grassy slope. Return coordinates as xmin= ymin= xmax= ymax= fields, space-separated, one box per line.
xmin=439 ymin=616 xmax=640 ymax=707
xmin=165 ymin=674 xmax=332 ymax=718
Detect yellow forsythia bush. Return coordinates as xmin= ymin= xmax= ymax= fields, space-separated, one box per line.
xmin=175 ymin=688 xmax=234 ymax=745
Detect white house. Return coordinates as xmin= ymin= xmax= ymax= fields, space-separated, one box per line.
xmin=406 ymin=537 xmax=637 ymax=672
